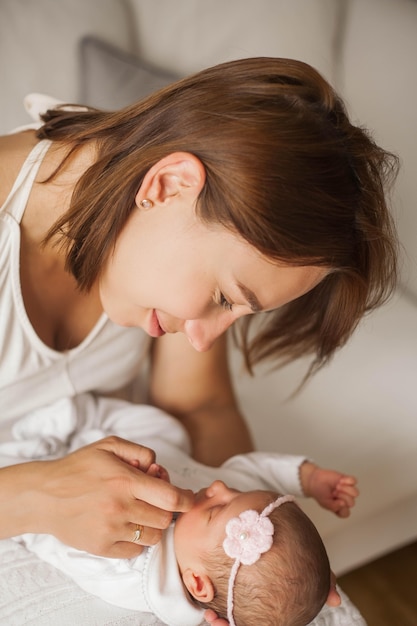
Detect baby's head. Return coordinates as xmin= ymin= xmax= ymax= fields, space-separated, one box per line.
xmin=174 ymin=481 xmax=330 ymax=626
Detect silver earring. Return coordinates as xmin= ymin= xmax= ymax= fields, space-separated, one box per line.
xmin=139 ymin=198 xmax=154 ymax=209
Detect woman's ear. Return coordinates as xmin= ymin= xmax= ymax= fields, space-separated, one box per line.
xmin=182 ymin=568 xmax=215 ymax=603
xmin=135 ymin=152 xmax=206 ymax=208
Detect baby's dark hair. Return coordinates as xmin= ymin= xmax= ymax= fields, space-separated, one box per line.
xmin=199 ymin=499 xmax=330 ymax=626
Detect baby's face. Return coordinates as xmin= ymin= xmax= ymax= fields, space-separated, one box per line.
xmin=174 ymin=480 xmax=275 ymax=572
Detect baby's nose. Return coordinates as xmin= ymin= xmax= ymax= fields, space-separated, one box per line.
xmin=206 ymin=480 xmax=229 ymax=497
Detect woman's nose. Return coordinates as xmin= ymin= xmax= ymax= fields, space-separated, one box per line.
xmin=184 ymin=313 xmax=235 ymax=352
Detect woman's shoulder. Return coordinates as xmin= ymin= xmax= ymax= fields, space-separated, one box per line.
xmin=0 ymin=130 xmax=39 ymax=208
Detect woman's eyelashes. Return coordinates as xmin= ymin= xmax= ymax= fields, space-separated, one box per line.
xmin=219 ymin=292 xmax=233 ymax=311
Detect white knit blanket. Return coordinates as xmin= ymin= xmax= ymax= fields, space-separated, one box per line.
xmin=0 ymin=537 xmax=365 ymax=626
xmin=0 ymin=538 xmax=164 ymax=626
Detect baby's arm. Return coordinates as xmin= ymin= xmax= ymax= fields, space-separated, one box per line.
xmin=300 ymin=462 xmax=359 ymax=518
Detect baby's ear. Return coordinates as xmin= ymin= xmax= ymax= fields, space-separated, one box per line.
xmin=182 ymin=568 xmax=214 ymax=603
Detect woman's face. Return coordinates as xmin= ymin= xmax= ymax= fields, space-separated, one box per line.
xmin=99 ymin=198 xmax=326 ymax=351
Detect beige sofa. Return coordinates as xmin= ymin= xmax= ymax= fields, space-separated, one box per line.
xmin=1 ymin=0 xmax=416 ymax=582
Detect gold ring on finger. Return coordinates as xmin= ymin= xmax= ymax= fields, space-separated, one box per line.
xmin=132 ymin=524 xmax=144 ymax=543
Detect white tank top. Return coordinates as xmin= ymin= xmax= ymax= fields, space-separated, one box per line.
xmin=0 ymin=136 xmax=150 ymax=422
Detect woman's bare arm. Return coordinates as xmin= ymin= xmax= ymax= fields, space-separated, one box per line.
xmin=149 ymin=332 xmax=253 ymax=466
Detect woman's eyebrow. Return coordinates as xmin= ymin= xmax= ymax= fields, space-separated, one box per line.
xmin=237 ymin=283 xmax=262 ymax=313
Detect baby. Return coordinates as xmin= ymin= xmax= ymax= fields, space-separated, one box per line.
xmin=174 ymin=460 xmax=356 ymax=626
xmin=6 ymin=395 xmax=359 ymax=626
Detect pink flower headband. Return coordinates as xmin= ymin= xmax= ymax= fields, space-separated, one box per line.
xmin=223 ymin=494 xmax=295 ymax=626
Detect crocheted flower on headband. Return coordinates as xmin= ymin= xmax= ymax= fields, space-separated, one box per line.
xmin=223 ymin=509 xmax=274 ymax=565
xmin=222 ymin=495 xmax=295 ymax=626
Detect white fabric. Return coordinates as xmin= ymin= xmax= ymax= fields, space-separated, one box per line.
xmin=0 ymin=132 xmax=150 ymax=423
xmin=20 ymin=527 xmax=202 ymax=626
xmin=0 ymin=395 xmax=366 ymax=625
xmin=0 ymin=393 xmax=306 ymax=493
xmin=0 ymin=535 xmax=161 ymax=626
xmin=0 ymin=536 xmax=365 ymax=626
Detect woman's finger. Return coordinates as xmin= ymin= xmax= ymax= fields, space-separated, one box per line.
xmin=96 ymin=435 xmax=156 ymax=471
xmin=126 ymin=521 xmax=162 ymax=547
xmin=94 ymin=437 xmax=193 ymax=514
xmin=146 ymin=463 xmax=171 ymax=483
xmin=130 ymin=471 xmax=194 ymax=514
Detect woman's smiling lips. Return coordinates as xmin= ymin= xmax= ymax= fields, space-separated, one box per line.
xmin=147 ymin=310 xmax=166 ymax=338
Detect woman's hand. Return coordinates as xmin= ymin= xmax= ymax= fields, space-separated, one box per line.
xmin=14 ymin=436 xmax=194 ymax=558
xmin=300 ymin=461 xmax=359 ymax=518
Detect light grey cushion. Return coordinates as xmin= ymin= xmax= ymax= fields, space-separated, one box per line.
xmin=79 ymin=36 xmax=179 ymax=110
xmin=0 ymin=0 xmax=133 ymax=133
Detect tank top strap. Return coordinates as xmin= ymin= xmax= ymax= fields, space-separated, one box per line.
xmin=3 ymin=138 xmax=51 ymax=224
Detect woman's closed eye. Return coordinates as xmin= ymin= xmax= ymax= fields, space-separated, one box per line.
xmin=219 ymin=293 xmax=233 ymax=311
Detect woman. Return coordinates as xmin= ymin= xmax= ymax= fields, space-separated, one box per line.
xmin=0 ymin=58 xmax=397 ymax=563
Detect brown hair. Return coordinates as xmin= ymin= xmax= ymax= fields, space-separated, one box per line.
xmin=198 ymin=499 xmax=330 ymax=626
xmin=38 ymin=57 xmax=399 ymax=373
